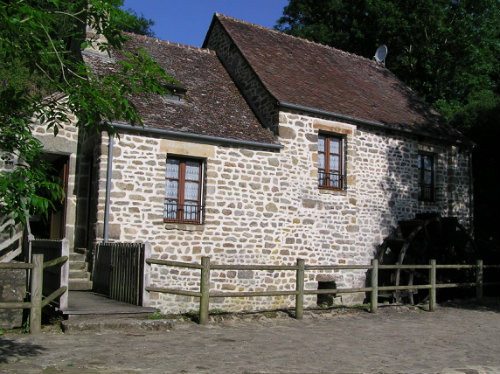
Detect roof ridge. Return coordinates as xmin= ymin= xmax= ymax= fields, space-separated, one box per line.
xmin=214 ymin=13 xmax=378 ymax=66
xmin=122 ymin=31 xmax=216 ymax=55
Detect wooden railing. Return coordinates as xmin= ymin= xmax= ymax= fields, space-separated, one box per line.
xmin=0 ymin=254 xmax=68 ymax=333
xmin=145 ymin=257 xmax=499 ymax=324
xmin=93 ymin=242 xmax=145 ymax=305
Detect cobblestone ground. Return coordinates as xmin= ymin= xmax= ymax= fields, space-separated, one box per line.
xmin=0 ymin=303 xmax=499 ymax=374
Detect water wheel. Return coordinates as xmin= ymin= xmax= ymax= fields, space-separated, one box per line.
xmin=376 ymin=214 xmax=477 ymax=304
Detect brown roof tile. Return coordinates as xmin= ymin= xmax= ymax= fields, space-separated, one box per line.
xmin=212 ymin=14 xmax=466 ymax=142
xmin=84 ymin=32 xmax=277 ymax=145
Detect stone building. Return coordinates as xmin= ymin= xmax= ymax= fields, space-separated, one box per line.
xmin=2 ymin=14 xmax=473 ymax=314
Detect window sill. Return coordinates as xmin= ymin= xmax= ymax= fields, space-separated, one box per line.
xmin=319 ymin=188 xmax=348 ymax=196
xmin=164 ymin=222 xmax=204 ymax=232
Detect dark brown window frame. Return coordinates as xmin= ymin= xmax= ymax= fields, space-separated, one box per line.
xmin=318 ymin=133 xmax=346 ymax=190
xmin=164 ymin=156 xmax=205 ymax=224
xmin=418 ymin=152 xmax=435 ymax=202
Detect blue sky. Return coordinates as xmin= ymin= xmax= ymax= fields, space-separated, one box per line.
xmin=122 ymin=0 xmax=289 ymax=47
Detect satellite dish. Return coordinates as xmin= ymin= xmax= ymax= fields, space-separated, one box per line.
xmin=374 ymin=45 xmax=388 ymax=65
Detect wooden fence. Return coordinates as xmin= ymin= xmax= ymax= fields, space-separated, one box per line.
xmin=145 ymin=257 xmax=500 ymax=324
xmin=93 ymin=242 xmax=145 ymax=305
xmin=0 ymin=253 xmax=68 ymax=333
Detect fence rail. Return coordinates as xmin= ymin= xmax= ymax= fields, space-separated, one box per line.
xmin=0 ymin=253 xmax=68 ymax=333
xmin=146 ymin=257 xmax=500 ymax=324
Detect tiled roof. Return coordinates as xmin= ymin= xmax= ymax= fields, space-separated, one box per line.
xmin=211 ymin=14 xmax=466 ymax=142
xmin=83 ymin=32 xmax=277 ymax=145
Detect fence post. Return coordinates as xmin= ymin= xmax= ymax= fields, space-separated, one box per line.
xmin=30 ymin=254 xmax=43 ymax=333
xmin=429 ymin=259 xmax=436 ymax=312
xmin=142 ymin=242 xmax=152 ymax=307
xmin=370 ymin=259 xmax=378 ymax=313
xmin=476 ymin=259 xmax=483 ymax=301
xmin=59 ymin=238 xmax=69 ymax=311
xmin=295 ymin=258 xmax=305 ymax=319
xmin=199 ymin=256 xmax=210 ymax=325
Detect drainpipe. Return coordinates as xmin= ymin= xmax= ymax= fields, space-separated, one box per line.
xmin=103 ymin=133 xmax=113 ymax=243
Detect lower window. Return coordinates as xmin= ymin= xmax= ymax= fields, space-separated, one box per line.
xmin=418 ymin=152 xmax=434 ymax=201
xmin=164 ymin=157 xmax=204 ymax=224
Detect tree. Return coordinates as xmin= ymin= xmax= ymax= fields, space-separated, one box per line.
xmin=119 ymin=8 xmax=156 ymax=36
xmin=0 ymin=0 xmax=172 ymax=233
xmin=276 ymin=0 xmax=500 ymax=244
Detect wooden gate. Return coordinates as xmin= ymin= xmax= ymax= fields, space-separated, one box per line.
xmin=93 ymin=242 xmax=145 ymax=305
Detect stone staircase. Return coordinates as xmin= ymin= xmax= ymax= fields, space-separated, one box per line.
xmin=69 ymin=248 xmax=93 ymax=291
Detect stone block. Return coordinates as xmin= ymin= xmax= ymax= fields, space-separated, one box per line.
xmin=279 ymin=126 xmax=296 ymax=139
xmin=238 ymin=270 xmax=254 ymax=279
xmin=0 ymin=266 xmax=26 ymax=329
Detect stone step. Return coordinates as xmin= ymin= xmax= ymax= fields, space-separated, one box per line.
xmin=70 ymin=252 xmax=87 ymax=262
xmin=61 ymin=315 xmax=182 ymax=333
xmin=69 ymin=279 xmax=93 ymax=291
xmin=69 ymin=270 xmax=91 ymax=280
xmin=74 ymin=247 xmax=88 ymax=255
xmin=69 ymin=261 xmax=88 ymax=271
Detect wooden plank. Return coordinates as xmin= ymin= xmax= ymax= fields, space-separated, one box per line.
xmin=212 ymin=264 xmax=298 ymax=271
xmin=370 ymin=259 xmax=378 ymax=313
xmin=378 ymin=285 xmax=432 ymax=291
xmin=43 ymin=255 xmax=68 ymax=269
xmin=0 ymin=262 xmax=34 ymax=269
xmin=306 ymin=265 xmax=371 ymax=270
xmin=476 ymin=259 xmax=483 ymax=301
xmin=436 ymin=264 xmax=475 ymax=269
xmin=436 ymin=282 xmax=477 ymax=289
xmin=145 ymin=286 xmax=201 ymax=298
xmin=30 ymin=254 xmax=43 ymax=334
xmin=0 ymin=302 xmax=32 ymax=309
xmin=146 ymin=258 xmax=202 ymax=269
xmin=429 ymin=259 xmax=436 ymax=312
xmin=199 ymin=257 xmax=210 ymax=324
xmin=210 ymin=290 xmax=298 ymax=298
xmin=41 ymin=286 xmax=67 ymax=307
xmin=295 ymin=259 xmax=305 ymax=319
xmin=378 ymin=264 xmax=431 ymax=270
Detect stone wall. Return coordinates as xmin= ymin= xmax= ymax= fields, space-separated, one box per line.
xmin=205 ymin=20 xmax=279 ymax=134
xmin=0 ymin=265 xmax=26 ymax=329
xmin=94 ymin=109 xmax=472 ymax=314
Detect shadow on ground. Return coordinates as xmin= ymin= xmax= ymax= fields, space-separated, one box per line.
xmin=0 ymin=338 xmax=45 ymax=364
xmin=440 ymin=297 xmax=500 ymax=313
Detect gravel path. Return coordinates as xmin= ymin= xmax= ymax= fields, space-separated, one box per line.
xmin=1 ymin=303 xmax=499 ymax=374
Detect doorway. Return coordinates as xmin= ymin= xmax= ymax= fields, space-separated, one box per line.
xmin=30 ymin=153 xmax=69 ymax=239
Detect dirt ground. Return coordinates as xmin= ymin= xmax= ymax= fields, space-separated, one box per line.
xmin=0 ymin=300 xmax=499 ymax=374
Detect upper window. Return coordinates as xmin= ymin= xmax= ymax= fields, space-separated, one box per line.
xmin=164 ymin=157 xmax=204 ymax=224
xmin=418 ymin=152 xmax=434 ymax=201
xmin=163 ymin=84 xmax=187 ymax=103
xmin=318 ymin=134 xmax=345 ymax=190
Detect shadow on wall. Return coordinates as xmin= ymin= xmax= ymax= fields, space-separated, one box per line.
xmin=376 ymin=142 xmax=417 ymax=257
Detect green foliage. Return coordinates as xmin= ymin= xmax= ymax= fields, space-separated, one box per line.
xmin=119 ymin=8 xmax=156 ymax=36
xmin=147 ymin=309 xmax=167 ymax=320
xmin=0 ymin=0 xmax=171 ymax=233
